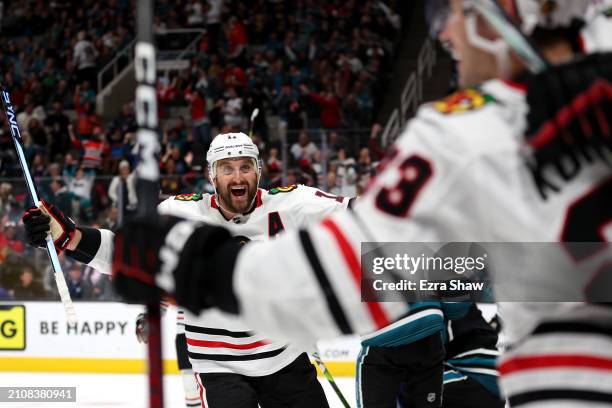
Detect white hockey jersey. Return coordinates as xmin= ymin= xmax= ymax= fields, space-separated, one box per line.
xmin=88 ymin=185 xmax=349 ymax=376
xmin=229 ymin=9 xmax=612 ymax=347
xmin=225 ymin=12 xmax=612 ymax=404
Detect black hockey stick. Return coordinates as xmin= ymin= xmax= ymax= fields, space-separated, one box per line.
xmin=135 ymin=1 xmax=163 ymax=407
xmin=0 ymin=87 xmax=77 ymax=323
xmin=312 ymin=352 xmax=351 ymax=408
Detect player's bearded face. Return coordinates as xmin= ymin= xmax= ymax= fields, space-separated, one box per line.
xmin=215 ymin=158 xmax=259 ymax=214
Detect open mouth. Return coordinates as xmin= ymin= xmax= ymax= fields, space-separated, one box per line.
xmin=230 ymin=186 xmax=247 ymax=197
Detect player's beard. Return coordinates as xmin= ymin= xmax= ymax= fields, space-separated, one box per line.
xmin=217 ymin=177 xmax=258 ymax=214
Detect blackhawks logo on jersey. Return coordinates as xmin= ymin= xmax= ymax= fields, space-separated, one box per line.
xmin=174 ymin=193 xmax=204 ymax=201
xmin=268 ymin=185 xmax=298 ymax=195
xmin=433 ymin=89 xmax=495 ymax=115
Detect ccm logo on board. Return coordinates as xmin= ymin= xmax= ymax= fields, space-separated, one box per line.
xmin=0 ymin=305 xmax=26 ymax=350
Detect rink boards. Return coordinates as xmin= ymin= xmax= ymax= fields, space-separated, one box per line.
xmin=0 ymin=302 xmax=498 ymax=376
xmin=0 ymin=302 xmax=360 ymax=376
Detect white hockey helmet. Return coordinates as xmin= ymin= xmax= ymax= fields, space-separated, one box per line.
xmin=513 ymin=0 xmax=591 ymax=34
xmin=206 ymin=132 xmax=261 ymax=180
xmin=461 ymin=0 xmax=592 ymax=75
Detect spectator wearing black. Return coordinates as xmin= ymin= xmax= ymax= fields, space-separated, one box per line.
xmin=274 ymin=81 xmax=304 ymax=131
xmin=160 ymin=159 xmax=183 ymax=195
xmin=108 ymin=160 xmax=137 ymax=214
xmin=343 ymin=93 xmax=365 ymax=129
xmin=244 ymin=79 xmax=270 ymax=142
xmin=28 ymin=118 xmax=49 ymax=151
xmin=66 ymin=263 xmax=91 ymax=300
xmin=208 ymin=98 xmax=226 ymax=135
xmin=107 ymin=128 xmax=126 ymax=173
xmin=47 ymin=178 xmax=73 ymax=217
xmin=13 ymin=267 xmax=47 ymax=300
xmin=112 ymin=103 xmax=137 ymax=136
xmin=83 ymin=265 xmax=110 ymax=300
xmin=51 ymin=80 xmax=74 ymax=109
xmin=30 ymin=153 xmax=47 ymax=178
xmin=45 ymin=101 xmax=70 ymax=161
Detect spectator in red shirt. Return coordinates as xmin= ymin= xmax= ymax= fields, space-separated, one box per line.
xmin=73 ymin=85 xmax=101 ymax=139
xmin=367 ymin=123 xmax=387 ymax=162
xmin=266 ymin=147 xmax=283 ymax=187
xmin=224 ymin=61 xmax=247 ymax=90
xmin=300 ymin=84 xmax=342 ymax=129
xmin=0 ymin=221 xmax=24 ymax=262
xmin=185 ymin=84 xmax=210 ymax=161
xmin=227 ymin=16 xmax=248 ymax=66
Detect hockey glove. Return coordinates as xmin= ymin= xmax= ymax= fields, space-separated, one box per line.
xmin=525 ymin=52 xmax=612 ymax=167
xmin=136 ymin=312 xmax=148 ymax=343
xmin=22 ymin=200 xmax=76 ymax=252
xmin=112 ymin=215 xmax=243 ymax=315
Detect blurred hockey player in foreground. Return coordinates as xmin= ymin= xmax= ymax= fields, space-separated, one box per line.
xmin=23 ymin=132 xmax=356 ymax=407
xmin=112 ymin=0 xmax=612 ymax=406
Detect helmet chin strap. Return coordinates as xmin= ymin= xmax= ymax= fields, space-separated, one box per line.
xmin=465 ymin=11 xmax=512 ymax=79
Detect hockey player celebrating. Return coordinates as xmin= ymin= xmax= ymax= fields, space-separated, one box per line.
xmin=111 ymin=1 xmax=612 ymax=406
xmin=22 ymin=132 xmax=352 ymax=407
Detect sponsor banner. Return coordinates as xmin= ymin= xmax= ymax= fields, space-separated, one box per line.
xmin=0 ymin=301 xmax=498 ymax=376
xmin=0 ymin=302 xmax=175 ymax=358
xmin=317 ymin=335 xmax=361 ymax=362
xmin=0 ymin=302 xmax=179 ymax=373
xmin=0 ymin=305 xmax=26 ymax=351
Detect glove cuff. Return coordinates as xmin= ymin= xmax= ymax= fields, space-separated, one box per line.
xmin=66 ymin=227 xmax=101 ymax=264
xmin=54 ymin=230 xmax=75 ymax=253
